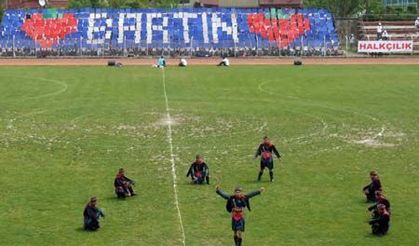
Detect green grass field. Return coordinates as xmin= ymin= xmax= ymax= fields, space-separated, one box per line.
xmin=0 ymin=65 xmax=418 ymax=245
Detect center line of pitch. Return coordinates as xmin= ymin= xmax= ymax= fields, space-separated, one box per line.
xmin=161 ymin=68 xmax=186 ymax=246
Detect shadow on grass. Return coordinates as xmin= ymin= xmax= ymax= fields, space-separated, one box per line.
xmin=178 ymin=180 xmax=212 ymax=187
xmin=75 ymin=227 xmax=104 ymax=233
xmin=75 ymin=227 xmax=90 ymax=233
xmin=363 ymin=231 xmax=390 ymax=239
xmin=357 ymin=197 xmax=376 ymax=205
xmin=75 ymin=227 xmax=86 ymax=232
xmin=102 ymin=195 xmax=121 ymax=201
xmin=241 ymin=179 xmax=272 ymax=185
xmin=101 ymin=195 xmax=140 ymax=203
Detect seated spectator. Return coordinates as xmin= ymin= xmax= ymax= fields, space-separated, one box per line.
xmin=217 ymin=56 xmax=230 ymax=66
xmin=83 ymin=197 xmax=105 ymax=231
xmin=349 ymin=34 xmax=356 ymax=49
xmin=362 ymin=170 xmax=382 ymax=202
xmin=376 ymin=23 xmax=383 ymax=40
xmin=114 ymin=168 xmax=136 ymax=198
xmin=368 ymin=191 xmax=391 ymax=218
xmin=186 ymin=155 xmax=210 ymax=185
xmin=369 ymin=204 xmax=390 ymax=236
xmin=382 ymin=30 xmax=389 ymax=41
xmin=178 ymin=58 xmax=188 ymax=67
xmin=415 ymin=17 xmax=419 ymax=28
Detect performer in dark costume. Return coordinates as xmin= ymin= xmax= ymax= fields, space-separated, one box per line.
xmin=186 ymin=155 xmax=210 ymax=185
xmin=216 ymin=186 xmax=264 ymax=246
xmin=368 ymin=191 xmax=391 ymax=218
xmin=362 ymin=170 xmax=382 ymax=202
xmin=255 ymin=136 xmax=281 ymax=182
xmin=114 ymin=168 xmax=136 ymax=198
xmin=83 ymin=197 xmax=105 ymax=231
xmin=369 ymin=204 xmax=390 ymax=236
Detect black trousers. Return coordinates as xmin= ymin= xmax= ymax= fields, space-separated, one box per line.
xmin=372 ymin=223 xmax=389 ymax=236
xmin=84 ymin=218 xmax=100 ymax=231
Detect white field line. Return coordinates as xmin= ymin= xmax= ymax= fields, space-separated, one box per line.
xmin=161 ymin=68 xmax=186 ymax=246
xmin=257 ymin=122 xmax=268 ymax=132
xmin=352 ymin=126 xmax=386 ymax=145
xmin=375 ymin=126 xmax=385 ymax=139
xmin=20 ymin=76 xmax=69 ymax=100
xmin=258 ymin=81 xmax=300 ymax=99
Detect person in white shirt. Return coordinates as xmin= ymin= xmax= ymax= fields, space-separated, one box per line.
xmin=376 ymin=23 xmax=383 ymax=40
xmin=217 ymin=56 xmax=230 ymax=66
xmin=415 ymin=17 xmax=419 ymax=28
xmin=178 ymin=58 xmax=188 ymax=67
xmin=349 ymin=34 xmax=356 ymax=49
xmin=382 ymin=30 xmax=389 ymax=40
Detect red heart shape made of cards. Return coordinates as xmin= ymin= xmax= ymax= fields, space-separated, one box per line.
xmin=21 ymin=13 xmax=78 ymax=48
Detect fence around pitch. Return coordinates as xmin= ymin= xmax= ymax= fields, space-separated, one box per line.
xmin=0 ymin=34 xmax=339 ymax=57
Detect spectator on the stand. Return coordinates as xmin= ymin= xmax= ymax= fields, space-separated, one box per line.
xmin=349 ymin=34 xmax=356 ymax=49
xmin=376 ymin=23 xmax=383 ymax=40
xmin=415 ymin=17 xmax=419 ymax=29
xmin=382 ymin=30 xmax=389 ymax=41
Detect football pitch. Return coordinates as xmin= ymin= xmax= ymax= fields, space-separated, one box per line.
xmin=0 ymin=65 xmax=418 ymax=245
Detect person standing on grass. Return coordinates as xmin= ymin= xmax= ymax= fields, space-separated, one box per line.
xmin=255 ymin=136 xmax=281 ymax=182
xmin=186 ymin=155 xmax=210 ymax=185
xmin=369 ymin=204 xmax=390 ymax=236
xmin=83 ymin=197 xmax=105 ymax=231
xmin=362 ymin=170 xmax=382 ymax=202
xmin=114 ymin=168 xmax=136 ymax=198
xmin=216 ymin=186 xmax=264 ymax=246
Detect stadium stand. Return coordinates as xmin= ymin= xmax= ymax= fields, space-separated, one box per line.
xmin=198 ymin=0 xmax=303 ymax=8
xmin=359 ymin=20 xmax=419 ymax=53
xmin=0 ymin=7 xmax=339 ymax=57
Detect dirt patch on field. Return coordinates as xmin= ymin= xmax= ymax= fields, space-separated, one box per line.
xmin=0 ymin=57 xmax=418 ymax=66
